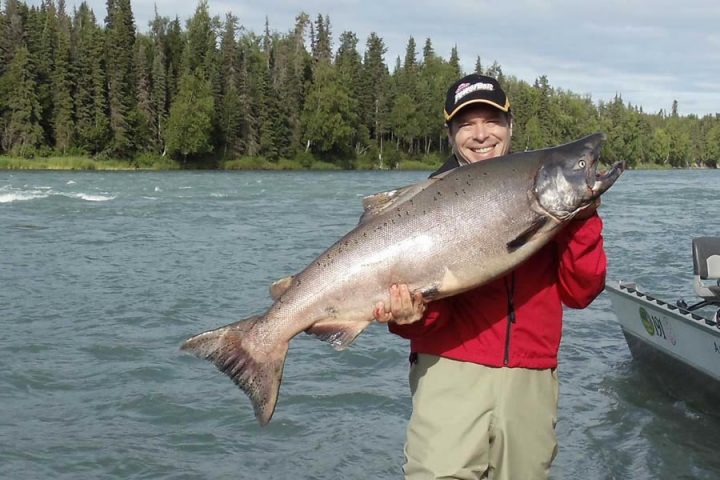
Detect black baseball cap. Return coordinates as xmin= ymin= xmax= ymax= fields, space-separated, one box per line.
xmin=444 ymin=74 xmax=511 ymax=123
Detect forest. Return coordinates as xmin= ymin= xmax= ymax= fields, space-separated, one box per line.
xmin=1 ymin=0 xmax=719 ymax=169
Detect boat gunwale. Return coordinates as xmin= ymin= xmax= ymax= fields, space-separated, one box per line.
xmin=605 ymin=280 xmax=720 ymax=337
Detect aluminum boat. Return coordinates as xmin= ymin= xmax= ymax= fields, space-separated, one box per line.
xmin=605 ymin=237 xmax=720 ymax=405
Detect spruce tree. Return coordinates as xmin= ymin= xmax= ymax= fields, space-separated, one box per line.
xmin=52 ymin=0 xmax=74 ymax=153
xmin=134 ymin=35 xmax=154 ymax=152
xmin=361 ymin=33 xmax=389 ymax=161
xmin=335 ymin=31 xmax=364 ymax=151
xmin=218 ymin=13 xmax=242 ymax=158
xmin=1 ymin=46 xmax=43 ymax=155
xmin=312 ymin=14 xmax=332 ymax=64
xmin=148 ymin=7 xmax=169 ymax=151
xmin=105 ymin=0 xmax=137 ymax=156
xmin=71 ymin=3 xmax=109 ymax=154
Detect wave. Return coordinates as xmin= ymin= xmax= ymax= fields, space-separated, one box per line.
xmin=62 ymin=193 xmax=116 ymax=202
xmin=0 ymin=190 xmax=50 ymax=203
xmin=0 ymin=186 xmax=115 ymax=204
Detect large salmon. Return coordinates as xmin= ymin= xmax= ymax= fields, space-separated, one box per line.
xmin=181 ymin=132 xmax=624 ymax=425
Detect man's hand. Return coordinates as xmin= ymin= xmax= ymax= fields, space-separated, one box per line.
xmin=574 ymin=198 xmax=601 ymax=221
xmin=373 ymin=284 xmax=426 ymax=325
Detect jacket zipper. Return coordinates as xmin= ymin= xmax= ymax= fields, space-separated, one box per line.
xmin=503 ymin=273 xmax=516 ymax=366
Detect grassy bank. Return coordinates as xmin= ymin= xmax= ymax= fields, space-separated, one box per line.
xmin=0 ymin=154 xmax=180 ymax=171
xmin=0 ymin=153 xmax=445 ymax=171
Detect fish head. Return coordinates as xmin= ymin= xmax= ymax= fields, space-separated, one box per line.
xmin=534 ymin=132 xmax=625 ymax=220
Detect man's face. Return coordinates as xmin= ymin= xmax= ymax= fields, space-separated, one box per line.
xmin=448 ymin=104 xmax=512 ymax=163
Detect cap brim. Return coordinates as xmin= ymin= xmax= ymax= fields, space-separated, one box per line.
xmin=444 ymin=99 xmax=511 ymax=122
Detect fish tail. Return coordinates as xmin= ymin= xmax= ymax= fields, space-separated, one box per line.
xmin=181 ymin=315 xmax=288 ymax=426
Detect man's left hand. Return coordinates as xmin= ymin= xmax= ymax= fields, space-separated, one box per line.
xmin=574 ymin=198 xmax=601 ymax=221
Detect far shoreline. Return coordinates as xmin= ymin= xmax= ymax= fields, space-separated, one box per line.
xmin=1 ymin=155 xmax=716 ymax=172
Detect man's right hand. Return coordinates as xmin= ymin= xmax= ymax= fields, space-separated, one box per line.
xmin=373 ymin=284 xmax=426 ymax=325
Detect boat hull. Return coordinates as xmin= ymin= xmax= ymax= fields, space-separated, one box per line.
xmin=606 ymin=281 xmax=720 ymax=406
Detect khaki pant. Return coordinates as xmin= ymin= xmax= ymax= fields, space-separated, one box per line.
xmin=403 ymin=354 xmax=559 ymax=480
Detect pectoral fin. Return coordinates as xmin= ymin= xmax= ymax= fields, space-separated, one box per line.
xmin=506 ymin=217 xmax=550 ymax=252
xmin=304 ymin=319 xmax=372 ymax=351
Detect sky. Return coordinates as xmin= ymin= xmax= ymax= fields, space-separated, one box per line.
xmin=29 ymin=0 xmax=720 ymax=116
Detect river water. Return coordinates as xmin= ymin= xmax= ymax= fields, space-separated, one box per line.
xmin=2 ymin=168 xmax=719 ymax=479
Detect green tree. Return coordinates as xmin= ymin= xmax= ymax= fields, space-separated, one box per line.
xmin=648 ymin=127 xmax=671 ymax=165
xmin=134 ymin=35 xmax=154 ymax=152
xmin=72 ymin=2 xmax=109 ymax=154
xmin=389 ymin=93 xmax=420 ymax=154
xmin=312 ymin=14 xmax=331 ymax=63
xmin=217 ymin=12 xmax=243 ymax=158
xmin=164 ymin=70 xmax=214 ymax=162
xmin=301 ymin=61 xmax=357 ymax=161
xmin=105 ymin=0 xmax=137 ymax=156
xmin=704 ymin=121 xmax=720 ymax=167
xmin=0 ymin=46 xmax=43 ymax=155
xmin=361 ymin=32 xmax=389 ymax=161
xmin=335 ymin=30 xmax=365 ymax=152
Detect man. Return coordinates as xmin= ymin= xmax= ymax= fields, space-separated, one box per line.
xmin=373 ymin=74 xmax=606 ymax=480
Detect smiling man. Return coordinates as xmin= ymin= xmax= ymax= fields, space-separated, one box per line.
xmin=436 ymin=74 xmax=513 ymax=173
xmin=374 ymin=73 xmax=607 ymax=480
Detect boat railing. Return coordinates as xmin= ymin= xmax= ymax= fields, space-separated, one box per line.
xmin=615 ymin=281 xmax=719 ymax=327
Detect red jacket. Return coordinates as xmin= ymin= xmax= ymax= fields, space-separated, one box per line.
xmin=389 ymin=213 xmax=606 ymax=369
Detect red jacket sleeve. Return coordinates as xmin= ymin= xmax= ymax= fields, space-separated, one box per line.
xmin=388 ymin=298 xmax=452 ymax=339
xmin=553 ymin=212 xmax=607 ymax=309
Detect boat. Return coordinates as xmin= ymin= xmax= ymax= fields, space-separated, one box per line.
xmin=605 ymin=237 xmax=720 ymax=407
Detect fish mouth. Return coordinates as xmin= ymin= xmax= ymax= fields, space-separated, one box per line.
xmin=590 ymin=160 xmax=625 ymax=197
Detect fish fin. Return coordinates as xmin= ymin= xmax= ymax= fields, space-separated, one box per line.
xmin=359 ymin=177 xmax=440 ymax=223
xmin=304 ymin=319 xmax=372 ymax=351
xmin=181 ymin=315 xmax=288 ymax=426
xmin=269 ymin=275 xmax=294 ymax=301
xmin=506 ymin=217 xmax=550 ymax=252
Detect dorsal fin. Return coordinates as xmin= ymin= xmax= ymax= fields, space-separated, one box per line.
xmin=269 ymin=275 xmax=294 ymax=300
xmin=360 ymin=174 xmax=448 ymax=223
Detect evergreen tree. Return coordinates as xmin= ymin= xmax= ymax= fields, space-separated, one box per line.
xmin=182 ymin=0 xmax=216 ymax=74
xmin=164 ymin=16 xmax=183 ymax=100
xmin=335 ymin=31 xmax=365 ymax=151
xmin=448 ymin=45 xmax=462 ymax=79
xmin=361 ymin=32 xmax=389 ymax=160
xmin=0 ymin=46 xmax=43 ymax=155
xmin=182 ymin=0 xmax=220 ymax=150
xmin=105 ymin=0 xmax=137 ymax=156
xmin=474 ymin=55 xmax=483 ymax=75
xmin=72 ymin=2 xmax=109 ymax=154
xmin=52 ymin=0 xmax=74 ymax=153
xmin=36 ymin=0 xmax=58 ymax=146
xmin=150 ymin=46 xmax=167 ymax=152
xmin=312 ymin=14 xmax=331 ymax=63
xmin=258 ymin=47 xmax=292 ymax=160
xmin=217 ymin=12 xmax=242 ymax=158
xmin=286 ymin=12 xmax=312 ymax=148
xmin=1 ymin=0 xmax=27 ymax=73
xmin=134 ymin=35 xmax=154 ymax=152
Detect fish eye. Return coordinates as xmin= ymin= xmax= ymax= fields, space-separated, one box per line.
xmin=577 ymin=160 xmax=586 ymax=169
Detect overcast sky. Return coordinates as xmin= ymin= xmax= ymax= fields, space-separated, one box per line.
xmin=30 ymin=0 xmax=720 ymax=116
